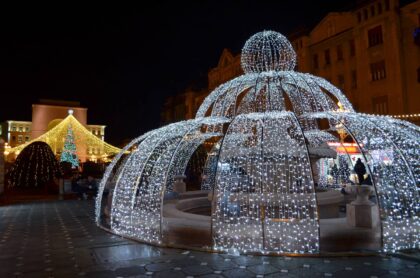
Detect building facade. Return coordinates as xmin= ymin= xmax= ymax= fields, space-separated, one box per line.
xmin=162 ymin=0 xmax=420 ymax=125
xmin=1 ymin=100 xmax=106 ymax=160
xmin=291 ymin=0 xmax=420 ymax=120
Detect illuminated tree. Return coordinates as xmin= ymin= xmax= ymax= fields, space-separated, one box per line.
xmin=338 ymin=155 xmax=350 ymax=184
xmin=60 ymin=124 xmax=79 ymax=168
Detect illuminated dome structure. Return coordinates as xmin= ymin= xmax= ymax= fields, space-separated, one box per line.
xmin=96 ymin=31 xmax=419 ymax=255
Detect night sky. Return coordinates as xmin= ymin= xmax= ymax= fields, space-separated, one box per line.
xmin=1 ymin=1 xmax=365 ymax=145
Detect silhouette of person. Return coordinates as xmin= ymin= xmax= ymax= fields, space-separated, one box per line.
xmin=353 ymin=158 xmax=366 ymax=185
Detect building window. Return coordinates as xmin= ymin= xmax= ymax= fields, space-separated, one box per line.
xmin=377 ymin=3 xmax=382 ymax=14
xmin=351 ymin=70 xmax=357 ymax=88
xmin=25 ymin=136 xmax=30 ymax=142
xmin=338 ymin=74 xmax=345 ymax=88
xmin=12 ymin=136 xmax=16 ymax=141
xmin=357 ymin=12 xmax=362 ymax=23
xmin=25 ymin=127 xmax=29 ymax=132
xmin=385 ymin=0 xmax=390 ymax=11
xmin=313 ymin=54 xmax=319 ymax=69
xmin=349 ymin=40 xmax=356 ymax=57
xmin=417 ymin=67 xmax=420 ymax=83
xmin=18 ymin=135 xmax=23 ymax=143
xmin=324 ymin=49 xmax=331 ymax=65
xmin=370 ymin=60 xmax=386 ymax=81
xmin=364 ymin=9 xmax=368 ymax=20
xmin=372 ymin=96 xmax=388 ymax=114
xmin=368 ymin=25 xmax=383 ymax=47
xmin=12 ymin=126 xmax=16 ymax=131
xmin=370 ymin=6 xmax=375 ymax=17
xmin=336 ymin=45 xmax=343 ymax=61
xmin=18 ymin=126 xmax=23 ymax=132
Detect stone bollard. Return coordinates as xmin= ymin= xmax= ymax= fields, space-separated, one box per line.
xmin=173 ymin=175 xmax=186 ymax=194
xmin=346 ymin=185 xmax=379 ymax=228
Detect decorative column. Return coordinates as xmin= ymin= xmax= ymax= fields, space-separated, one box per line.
xmin=346 ymin=185 xmax=379 ymax=228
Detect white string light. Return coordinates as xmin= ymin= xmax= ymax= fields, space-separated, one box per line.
xmin=96 ymin=30 xmax=419 ymax=255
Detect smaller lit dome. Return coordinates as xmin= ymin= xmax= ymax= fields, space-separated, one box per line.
xmin=241 ymin=30 xmax=297 ymax=73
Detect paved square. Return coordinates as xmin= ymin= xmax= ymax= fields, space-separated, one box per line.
xmin=0 ymin=200 xmax=418 ymax=277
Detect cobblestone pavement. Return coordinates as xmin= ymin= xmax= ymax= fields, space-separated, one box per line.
xmin=0 ymin=200 xmax=418 ymax=277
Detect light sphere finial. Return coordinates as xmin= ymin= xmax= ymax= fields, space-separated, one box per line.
xmin=68 ymin=109 xmax=74 ymax=115
xmin=241 ymin=30 xmax=297 ymax=73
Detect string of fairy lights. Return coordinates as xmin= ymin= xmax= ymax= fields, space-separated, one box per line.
xmin=7 ymin=141 xmax=62 ymax=188
xmin=308 ymin=111 xmax=419 ymax=251
xmin=96 ymin=30 xmax=419 ymax=254
xmin=7 ymin=113 xmax=121 ymax=160
xmin=213 ymin=111 xmax=319 ymax=254
xmin=196 ymin=71 xmax=354 ymax=120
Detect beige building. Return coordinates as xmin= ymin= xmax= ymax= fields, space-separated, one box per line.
xmin=1 ymin=121 xmax=32 ymax=148
xmin=1 ymin=99 xmax=106 ymax=160
xmin=162 ymin=0 xmax=420 ymax=125
xmin=291 ymin=0 xmax=420 ymax=120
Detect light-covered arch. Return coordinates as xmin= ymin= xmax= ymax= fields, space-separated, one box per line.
xmin=308 ymin=111 xmax=419 ymax=252
xmin=213 ymin=111 xmax=319 ymax=254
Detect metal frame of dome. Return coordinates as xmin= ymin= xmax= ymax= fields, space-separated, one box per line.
xmin=96 ymin=31 xmax=419 ymax=255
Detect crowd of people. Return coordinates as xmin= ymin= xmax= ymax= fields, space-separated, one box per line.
xmin=71 ymin=173 xmax=98 ymax=200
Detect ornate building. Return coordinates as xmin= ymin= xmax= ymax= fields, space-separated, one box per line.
xmin=1 ymin=99 xmax=107 ymax=161
xmin=291 ymin=0 xmax=420 ymax=122
xmin=162 ymin=0 xmax=420 ymax=125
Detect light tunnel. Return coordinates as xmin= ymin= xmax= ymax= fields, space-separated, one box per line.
xmin=96 ymin=30 xmax=419 ymax=255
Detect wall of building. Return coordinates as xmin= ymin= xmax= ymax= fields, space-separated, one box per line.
xmin=291 ymin=0 xmax=420 ymax=116
xmin=4 ymin=121 xmax=32 ymax=148
xmin=31 ymin=104 xmax=87 ymax=139
xmin=401 ymin=0 xmax=420 ymax=114
xmin=162 ymin=0 xmax=420 ymax=124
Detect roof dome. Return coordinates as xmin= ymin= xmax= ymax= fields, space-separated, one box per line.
xmin=241 ymin=30 xmax=297 ymax=73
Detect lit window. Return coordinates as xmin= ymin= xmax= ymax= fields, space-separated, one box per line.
xmin=12 ymin=126 xmax=16 ymax=131
xmin=370 ymin=60 xmax=386 ymax=81
xmin=368 ymin=26 xmax=383 ymax=47
xmin=25 ymin=127 xmax=29 ymax=132
xmin=18 ymin=126 xmax=23 ymax=132
xmin=372 ymin=96 xmax=388 ymax=114
xmin=18 ymin=135 xmax=23 ymax=143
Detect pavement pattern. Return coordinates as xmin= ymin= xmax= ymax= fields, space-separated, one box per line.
xmin=0 ymin=200 xmax=418 ymax=278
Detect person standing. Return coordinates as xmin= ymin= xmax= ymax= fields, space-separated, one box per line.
xmin=353 ymin=158 xmax=366 ymax=185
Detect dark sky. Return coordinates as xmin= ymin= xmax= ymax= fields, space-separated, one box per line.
xmin=0 ymin=1 xmax=362 ymax=145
